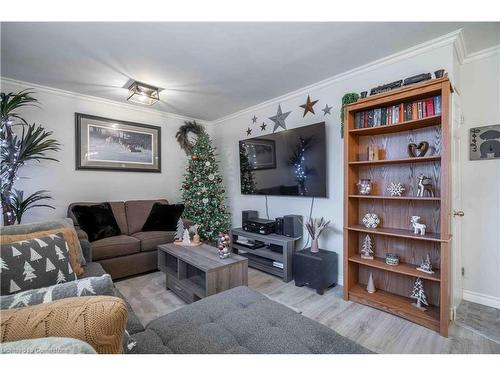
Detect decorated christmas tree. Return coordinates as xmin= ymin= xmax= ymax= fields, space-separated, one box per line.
xmin=181 ymin=130 xmax=230 ymax=241
xmin=239 ymin=143 xmax=256 ymax=194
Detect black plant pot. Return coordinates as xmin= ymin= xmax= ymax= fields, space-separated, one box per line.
xmin=434 ymin=69 xmax=445 ymax=79
xmin=360 ymin=91 xmax=368 ymax=98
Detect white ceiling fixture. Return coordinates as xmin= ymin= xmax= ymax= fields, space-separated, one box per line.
xmin=127 ymin=81 xmax=160 ymax=105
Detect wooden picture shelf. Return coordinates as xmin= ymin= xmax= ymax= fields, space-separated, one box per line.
xmin=343 ymin=77 xmax=452 ymax=336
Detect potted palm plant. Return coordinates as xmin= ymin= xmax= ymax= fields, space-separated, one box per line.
xmin=1 ymin=90 xmax=60 ymax=225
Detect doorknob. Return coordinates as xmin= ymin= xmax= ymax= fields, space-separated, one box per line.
xmin=453 ymin=210 xmax=464 ymax=217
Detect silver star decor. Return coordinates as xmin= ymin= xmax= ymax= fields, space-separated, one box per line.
xmin=252 ymin=115 xmax=258 ymax=124
xmin=269 ymin=104 xmax=291 ymax=133
xmin=322 ymin=104 xmax=333 ymax=116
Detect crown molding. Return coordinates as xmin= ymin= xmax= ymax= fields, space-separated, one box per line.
xmin=462 ymin=44 xmax=500 ymax=64
xmin=0 ymin=76 xmax=207 ymax=124
xmin=210 ymin=29 xmax=463 ymax=126
xmin=453 ymin=29 xmax=467 ymax=64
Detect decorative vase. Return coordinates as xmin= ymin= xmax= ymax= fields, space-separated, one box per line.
xmin=357 ymin=179 xmax=372 ymax=195
xmin=311 ymin=238 xmax=319 ymax=253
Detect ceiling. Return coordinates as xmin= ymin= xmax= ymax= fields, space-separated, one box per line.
xmin=1 ymin=22 xmax=499 ymax=121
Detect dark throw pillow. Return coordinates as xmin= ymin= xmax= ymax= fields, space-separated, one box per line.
xmin=72 ymin=203 xmax=121 ymax=242
xmin=142 ymin=203 xmax=184 ymax=232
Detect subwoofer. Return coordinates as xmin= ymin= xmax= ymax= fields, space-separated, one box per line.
xmin=275 ymin=217 xmax=284 ymax=235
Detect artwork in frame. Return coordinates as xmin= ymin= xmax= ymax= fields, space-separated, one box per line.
xmin=239 ymin=138 xmax=276 ymax=170
xmin=469 ymin=124 xmax=500 ymax=161
xmin=75 ymin=113 xmax=161 ymax=172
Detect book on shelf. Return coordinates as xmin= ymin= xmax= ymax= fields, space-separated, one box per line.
xmin=352 ymin=95 xmax=441 ymax=129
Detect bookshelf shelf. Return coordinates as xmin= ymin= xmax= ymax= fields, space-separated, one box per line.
xmin=343 ymin=77 xmax=452 ymax=336
xmin=349 ymin=115 xmax=441 ymax=135
xmin=348 ymin=254 xmax=441 ymax=282
xmin=348 ymin=195 xmax=441 ymax=201
xmin=348 ymin=155 xmax=440 ymax=166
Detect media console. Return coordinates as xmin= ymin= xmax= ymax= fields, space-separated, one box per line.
xmin=230 ymin=227 xmax=302 ymax=282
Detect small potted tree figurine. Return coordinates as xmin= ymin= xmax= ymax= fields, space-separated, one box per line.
xmin=410 ymin=277 xmax=429 ymax=311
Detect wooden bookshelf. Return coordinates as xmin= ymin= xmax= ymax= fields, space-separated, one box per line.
xmin=343 ymin=77 xmax=452 ymax=336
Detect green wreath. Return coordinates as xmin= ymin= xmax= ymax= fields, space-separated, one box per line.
xmin=175 ymin=120 xmax=205 ymax=155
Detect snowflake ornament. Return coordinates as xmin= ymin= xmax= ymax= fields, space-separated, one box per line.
xmin=362 ymin=213 xmax=380 ymax=228
xmin=387 ymin=182 xmax=405 ymax=197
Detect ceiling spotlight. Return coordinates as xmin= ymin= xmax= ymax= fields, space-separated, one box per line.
xmin=127 ymin=81 xmax=160 ymax=106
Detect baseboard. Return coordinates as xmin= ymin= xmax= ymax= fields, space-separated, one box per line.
xmin=463 ymin=289 xmax=500 ymax=309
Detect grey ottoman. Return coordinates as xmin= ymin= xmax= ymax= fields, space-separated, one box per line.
xmin=131 ymin=286 xmax=371 ymax=354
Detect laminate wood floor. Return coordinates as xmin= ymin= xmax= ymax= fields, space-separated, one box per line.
xmin=115 ymin=268 xmax=500 ymax=354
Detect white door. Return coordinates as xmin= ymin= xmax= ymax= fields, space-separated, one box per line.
xmin=450 ymin=89 xmax=464 ymax=317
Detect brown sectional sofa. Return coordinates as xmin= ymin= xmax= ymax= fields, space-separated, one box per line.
xmin=68 ymin=199 xmax=180 ymax=280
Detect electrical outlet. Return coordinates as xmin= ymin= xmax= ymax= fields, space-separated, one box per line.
xmin=461 ymin=267 xmax=465 ymax=276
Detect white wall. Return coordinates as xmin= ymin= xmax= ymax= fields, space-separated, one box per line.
xmin=459 ymin=51 xmax=500 ymax=307
xmin=0 ymin=79 xmax=199 ymax=224
xmin=212 ymin=44 xmax=455 ymax=284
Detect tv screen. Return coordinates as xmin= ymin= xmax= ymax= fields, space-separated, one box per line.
xmin=239 ymin=122 xmax=327 ymax=197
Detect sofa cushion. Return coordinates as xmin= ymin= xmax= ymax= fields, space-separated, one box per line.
xmin=91 ymin=235 xmax=140 ymax=261
xmin=0 ymin=218 xmax=86 ymax=266
xmin=0 ymin=295 xmax=128 ymax=354
xmin=0 ymin=233 xmax=77 ymax=295
xmin=0 ymin=274 xmax=114 ymax=309
xmin=142 ymin=203 xmax=184 ymax=232
xmin=1 ymin=227 xmax=84 ymax=276
xmin=125 ymin=199 xmax=168 ymax=235
xmin=72 ymin=203 xmax=121 ymax=242
xmin=130 ymin=286 xmax=371 ymax=354
xmin=131 ymin=231 xmax=176 ymax=252
xmin=80 ymin=261 xmax=107 ymax=278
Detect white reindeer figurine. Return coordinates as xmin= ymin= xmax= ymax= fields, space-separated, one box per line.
xmin=411 ymin=216 xmax=426 ymax=236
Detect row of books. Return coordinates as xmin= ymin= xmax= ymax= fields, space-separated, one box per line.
xmin=354 ymin=95 xmax=441 ymax=129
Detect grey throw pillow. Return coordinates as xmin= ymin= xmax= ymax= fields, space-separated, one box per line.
xmin=0 ymin=233 xmax=77 ymax=295
xmin=0 ymin=274 xmax=114 ymax=309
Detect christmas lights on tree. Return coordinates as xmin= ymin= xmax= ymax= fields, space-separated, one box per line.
xmin=288 ymin=136 xmax=316 ymax=196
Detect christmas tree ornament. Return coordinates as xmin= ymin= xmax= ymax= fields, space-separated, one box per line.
xmin=360 ymin=235 xmax=374 ymax=259
xmin=387 ymin=182 xmax=405 ymax=197
xmin=217 ymin=232 xmax=231 ymax=259
xmin=191 ymin=155 xmax=198 ymax=160
xmin=322 ymin=104 xmax=333 ymax=116
xmin=208 ymin=174 xmax=215 ymax=181
xmin=366 ymin=272 xmax=376 ymax=294
xmin=300 ymin=95 xmax=319 ymax=117
xmin=205 ymin=161 xmax=211 ymax=167
xmin=416 ymin=254 xmax=434 ymax=274
xmin=362 ymin=213 xmax=380 ymax=228
xmin=410 ymin=277 xmax=429 ymax=311
xmin=269 ymin=104 xmax=291 ymax=133
xmin=410 ymin=216 xmax=426 ymax=235
xmin=202 ymin=198 xmax=209 ymax=204
xmin=357 ymin=179 xmax=372 ymax=195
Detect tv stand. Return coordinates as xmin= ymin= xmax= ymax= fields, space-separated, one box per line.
xmin=230 ymin=228 xmax=301 ymax=282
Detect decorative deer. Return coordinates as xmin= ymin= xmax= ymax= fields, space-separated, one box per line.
xmin=416 ymin=175 xmax=434 ymax=197
xmin=411 ymin=216 xmax=426 ymax=235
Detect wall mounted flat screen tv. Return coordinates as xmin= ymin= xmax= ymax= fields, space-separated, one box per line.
xmin=239 ymin=122 xmax=327 ymax=197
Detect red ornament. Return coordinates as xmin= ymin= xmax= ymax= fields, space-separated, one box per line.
xmin=191 ymin=155 xmax=198 ymax=160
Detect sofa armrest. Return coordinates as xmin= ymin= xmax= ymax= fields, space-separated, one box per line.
xmin=0 ymin=295 xmax=127 ymax=354
xmin=75 ymin=227 xmax=88 ymax=241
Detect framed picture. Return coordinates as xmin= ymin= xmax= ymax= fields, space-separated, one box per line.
xmin=239 ymin=138 xmax=276 ymax=170
xmin=469 ymin=124 xmax=500 ymax=161
xmin=75 ymin=113 xmax=161 ymax=172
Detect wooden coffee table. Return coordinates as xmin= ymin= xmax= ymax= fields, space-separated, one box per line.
xmin=157 ymin=243 xmax=248 ymax=304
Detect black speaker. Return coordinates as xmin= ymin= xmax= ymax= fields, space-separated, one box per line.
xmin=275 ymin=217 xmax=284 ymax=235
xmin=242 ymin=210 xmax=258 ymax=226
xmin=283 ymin=215 xmax=303 ymax=238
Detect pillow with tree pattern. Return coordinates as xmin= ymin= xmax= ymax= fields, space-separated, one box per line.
xmin=0 ymin=233 xmax=77 ymax=295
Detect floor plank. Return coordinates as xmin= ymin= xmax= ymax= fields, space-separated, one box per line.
xmin=115 ymin=268 xmax=500 ymax=354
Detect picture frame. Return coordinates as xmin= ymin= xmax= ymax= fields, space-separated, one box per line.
xmin=239 ymin=138 xmax=276 ymax=170
xmin=75 ymin=113 xmax=161 ymax=172
xmin=469 ymin=124 xmax=500 ymax=161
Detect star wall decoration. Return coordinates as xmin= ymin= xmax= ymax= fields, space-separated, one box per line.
xmin=322 ymin=104 xmax=333 ymax=116
xmin=300 ymin=95 xmax=319 ymax=117
xmin=246 ymin=127 xmax=252 ymax=136
xmin=252 ymin=115 xmax=258 ymax=124
xmin=260 ymin=122 xmax=267 ymax=131
xmin=269 ymin=104 xmax=292 ymax=133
